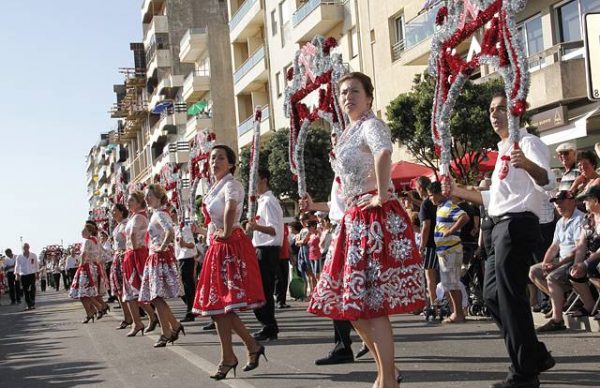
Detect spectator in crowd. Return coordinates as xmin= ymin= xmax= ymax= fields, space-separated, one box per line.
xmin=172 ymin=208 xmax=198 ymax=323
xmin=428 ymin=181 xmax=469 ymax=324
xmin=65 ymin=249 xmax=78 ymax=290
xmin=4 ymin=249 xmax=20 ymax=304
xmin=416 ymin=176 xmax=438 ymax=311
xmin=39 ymin=254 xmax=47 ymax=293
xmin=275 ymin=222 xmax=291 ymax=309
xmin=570 ymin=150 xmax=600 ymax=195
xmin=556 ymin=142 xmax=579 ymax=191
xmin=317 ymin=213 xmax=333 ymax=273
xmin=15 ymin=243 xmax=39 ymax=310
xmin=529 ymin=190 xmax=584 ymax=331
xmin=569 ymin=185 xmax=600 ymax=320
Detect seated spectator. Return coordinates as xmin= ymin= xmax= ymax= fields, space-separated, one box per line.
xmin=529 ymin=190 xmax=584 ymax=332
xmin=569 ymin=150 xmax=600 ymax=195
xmin=428 ymin=181 xmax=469 ymax=324
xmin=569 ymin=185 xmax=600 ymax=320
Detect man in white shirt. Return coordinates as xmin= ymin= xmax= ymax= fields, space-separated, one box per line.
xmin=246 ymin=168 xmax=284 ymax=341
xmin=64 ymin=250 xmax=78 ymax=291
xmin=15 ymin=243 xmax=39 ymax=310
xmin=4 ymin=248 xmax=21 ymax=304
xmin=171 ymin=208 xmax=198 ymax=323
xmin=450 ymin=93 xmax=556 ymax=388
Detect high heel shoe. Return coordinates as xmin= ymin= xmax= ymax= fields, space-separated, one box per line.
xmin=242 ymin=345 xmax=267 ymax=372
xmin=82 ymin=315 xmax=95 ymax=324
xmin=96 ymin=311 xmax=104 ymax=320
xmin=210 ymin=361 xmax=238 ymax=380
xmin=116 ymin=320 xmax=132 ymax=330
xmin=102 ymin=305 xmax=111 ymax=314
xmin=126 ymin=325 xmax=145 ymax=337
xmin=145 ymin=318 xmax=160 ymax=333
xmin=169 ymin=324 xmax=186 ymax=344
xmin=153 ymin=335 xmax=170 ymax=348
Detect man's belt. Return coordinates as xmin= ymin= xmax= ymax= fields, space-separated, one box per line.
xmin=491 ymin=211 xmax=538 ymax=225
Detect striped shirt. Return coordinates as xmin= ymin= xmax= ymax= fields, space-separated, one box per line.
xmin=434 ymin=199 xmax=466 ymax=254
xmin=559 ymin=167 xmax=579 ymax=191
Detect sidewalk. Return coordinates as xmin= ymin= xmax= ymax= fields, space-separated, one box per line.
xmin=0 ymin=289 xmax=598 ymax=387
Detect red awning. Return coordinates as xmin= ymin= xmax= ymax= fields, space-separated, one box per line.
xmin=391 ymin=161 xmax=436 ymax=190
xmin=451 ymin=151 xmax=498 ymax=175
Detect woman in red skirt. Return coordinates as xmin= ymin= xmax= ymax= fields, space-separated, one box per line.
xmin=69 ymin=221 xmax=106 ymax=323
xmin=306 ymin=72 xmax=426 ymax=388
xmin=122 ymin=191 xmax=158 ymax=337
xmin=193 ymin=145 xmax=266 ymax=380
xmin=139 ymin=184 xmax=184 ymax=348
xmin=109 ymin=203 xmax=133 ymax=330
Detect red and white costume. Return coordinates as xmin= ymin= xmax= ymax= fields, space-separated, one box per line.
xmin=69 ymin=237 xmax=101 ymax=299
xmin=138 ymin=207 xmax=181 ymax=302
xmin=307 ymin=111 xmax=426 ymax=320
xmin=122 ymin=211 xmax=149 ymax=302
xmin=192 ymin=173 xmax=265 ymax=315
xmin=109 ymin=218 xmax=128 ymax=297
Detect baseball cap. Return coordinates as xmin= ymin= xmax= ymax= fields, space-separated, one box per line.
xmin=556 ymin=142 xmax=576 ymax=153
xmin=576 ymin=185 xmax=600 ymax=201
xmin=549 ymin=190 xmax=575 ymax=202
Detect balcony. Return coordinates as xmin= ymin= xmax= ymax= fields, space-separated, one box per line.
xmin=141 ymin=0 xmax=165 ymax=24
xmin=182 ymin=69 xmax=211 ymax=103
xmin=292 ymin=0 xmax=345 ymax=43
xmin=237 ymin=105 xmax=271 ymax=147
xmin=185 ymin=114 xmax=212 ymax=141
xmin=146 ymin=48 xmax=171 ymax=77
xmin=233 ymin=46 xmax=268 ymax=95
xmin=149 ymin=111 xmax=187 ymax=145
xmin=143 ymin=15 xmax=169 ymax=47
xmin=179 ymin=27 xmax=209 ymax=63
xmin=229 ymin=0 xmax=263 ymax=43
xmin=393 ymin=3 xmax=443 ymax=65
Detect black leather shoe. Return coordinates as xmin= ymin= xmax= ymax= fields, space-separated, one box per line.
xmin=489 ymin=377 xmax=539 ymax=388
xmin=315 ymin=351 xmax=354 ymax=365
xmin=538 ymin=352 xmax=556 ymax=373
xmin=202 ymin=322 xmax=216 ymax=331
xmin=252 ymin=331 xmax=278 ymax=341
xmin=180 ymin=314 xmax=195 ymax=323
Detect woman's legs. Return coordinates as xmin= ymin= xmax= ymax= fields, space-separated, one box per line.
xmin=141 ymin=303 xmax=157 ymax=323
xmin=353 ymin=317 xmax=398 ymax=388
xmin=572 ymin=281 xmax=596 ymax=312
xmin=118 ymin=295 xmax=132 ymax=323
xmin=352 ymin=319 xmax=382 ymax=380
xmin=230 ymin=313 xmax=261 ymax=355
xmin=213 ymin=313 xmax=237 ymax=364
xmin=152 ymin=297 xmax=179 ymax=336
xmin=81 ymin=297 xmax=93 ymax=317
xmin=125 ymin=300 xmax=144 ymax=330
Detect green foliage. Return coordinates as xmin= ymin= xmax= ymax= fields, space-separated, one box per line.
xmin=386 ymin=72 xmax=505 ymax=185
xmin=239 ymin=127 xmax=334 ymax=203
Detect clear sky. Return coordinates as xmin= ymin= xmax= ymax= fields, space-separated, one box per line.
xmin=0 ymin=1 xmax=141 ymax=255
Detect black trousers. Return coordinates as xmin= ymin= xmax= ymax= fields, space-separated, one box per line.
xmin=53 ymin=273 xmax=61 ymax=291
xmin=7 ymin=272 xmax=19 ymax=303
xmin=178 ymin=257 xmax=196 ymax=314
xmin=484 ymin=216 xmax=549 ymax=381
xmin=67 ymin=268 xmax=77 ymax=288
xmin=105 ymin=262 xmax=113 ymax=299
xmin=40 ymin=277 xmax=47 ymax=292
xmin=61 ymin=270 xmax=70 ymax=290
xmin=253 ymin=246 xmax=280 ymax=334
xmin=274 ymin=259 xmax=290 ymax=305
xmin=332 ymin=319 xmax=353 ymax=354
xmin=21 ymin=274 xmax=36 ymax=308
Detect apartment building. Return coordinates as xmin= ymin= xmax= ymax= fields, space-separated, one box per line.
xmin=85 ymin=134 xmax=110 ymax=213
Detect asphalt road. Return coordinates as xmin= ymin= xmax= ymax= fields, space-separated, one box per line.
xmin=1 ymin=289 xmax=599 ymax=387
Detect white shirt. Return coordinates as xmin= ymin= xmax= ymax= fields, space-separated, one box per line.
xmin=15 ymin=252 xmax=39 ymax=276
xmin=327 ymin=179 xmax=346 ymax=224
xmin=482 ymin=128 xmax=556 ymax=218
xmin=65 ymin=255 xmax=77 ymax=270
xmin=4 ymin=256 xmax=16 ymax=273
xmin=204 ymin=174 xmax=244 ymax=241
xmin=102 ymin=241 xmax=113 ymax=263
xmin=176 ymin=225 xmax=196 ymax=259
xmin=252 ymin=190 xmax=284 ymax=247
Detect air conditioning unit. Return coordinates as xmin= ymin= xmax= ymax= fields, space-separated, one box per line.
xmin=176 ymin=140 xmax=191 ymax=163
xmin=168 ymin=143 xmax=177 ymax=163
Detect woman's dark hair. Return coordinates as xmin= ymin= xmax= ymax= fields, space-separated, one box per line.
xmin=337 ymin=72 xmax=374 ymax=106
xmin=290 ymin=221 xmax=303 ymax=233
xmin=113 ymin=203 xmax=129 ymax=219
xmin=84 ymin=220 xmax=98 ymax=237
xmin=212 ymin=144 xmax=237 ymax=174
xmin=577 ymin=150 xmax=598 ymax=169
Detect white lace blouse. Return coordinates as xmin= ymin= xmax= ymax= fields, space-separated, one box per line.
xmin=332 ymin=111 xmax=394 ymax=199
xmin=81 ymin=238 xmax=101 ymax=264
xmin=147 ymin=209 xmax=175 ymax=253
xmin=125 ymin=212 xmax=148 ymax=250
xmin=204 ymin=174 xmax=245 ymax=240
xmin=112 ymin=219 xmax=128 ymax=252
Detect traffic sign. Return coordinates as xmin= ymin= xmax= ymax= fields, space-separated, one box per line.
xmin=584 ymin=12 xmax=600 ymax=100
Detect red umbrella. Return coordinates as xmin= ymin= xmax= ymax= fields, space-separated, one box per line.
xmin=391 ymin=161 xmax=436 ymax=191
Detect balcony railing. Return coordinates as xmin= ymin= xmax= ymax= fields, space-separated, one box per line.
xmin=179 ymin=27 xmax=208 ymax=50
xmin=292 ymin=0 xmax=343 ymax=27
xmin=526 ymin=40 xmax=584 ymax=72
xmin=237 ymin=105 xmax=270 ymax=136
xmin=229 ymin=0 xmax=258 ymax=31
xmin=233 ymin=46 xmax=265 ymax=84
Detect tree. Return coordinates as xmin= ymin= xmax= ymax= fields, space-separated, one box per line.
xmin=239 ymin=127 xmax=334 ymax=203
xmin=387 ymin=72 xmax=504 ymax=185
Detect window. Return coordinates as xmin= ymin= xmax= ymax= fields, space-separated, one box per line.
xmin=557 ymin=0 xmax=582 ymax=42
xmin=275 ymin=71 xmax=282 ymax=97
xmin=518 ymin=15 xmax=544 ymax=68
xmin=390 ymin=14 xmax=405 ymax=61
xmin=349 ymin=27 xmax=359 ymax=58
xmin=394 ymin=15 xmax=405 ymax=45
xmin=271 ymin=10 xmax=277 ymax=36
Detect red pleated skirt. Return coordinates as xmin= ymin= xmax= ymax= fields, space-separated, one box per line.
xmin=307 ymin=197 xmax=426 ymax=320
xmin=68 ymin=263 xmax=98 ymax=299
xmin=192 ymin=228 xmax=265 ymax=316
xmin=121 ymin=247 xmax=148 ymax=302
xmin=110 ymin=253 xmax=125 ymax=297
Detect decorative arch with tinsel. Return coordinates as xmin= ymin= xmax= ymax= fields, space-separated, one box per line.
xmin=284 ymin=35 xmax=348 ymax=197
xmin=428 ymin=0 xmax=530 ymax=182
